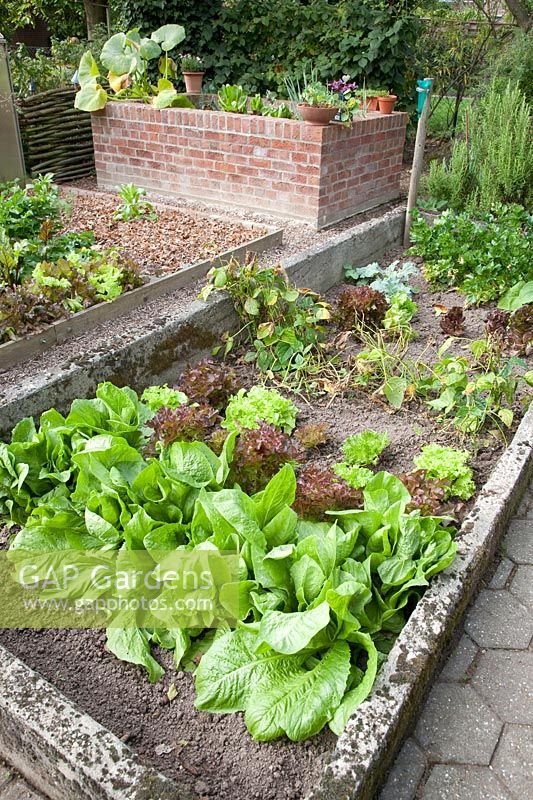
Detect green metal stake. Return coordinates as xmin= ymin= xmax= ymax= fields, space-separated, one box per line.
xmin=404 ymin=78 xmax=433 ymax=247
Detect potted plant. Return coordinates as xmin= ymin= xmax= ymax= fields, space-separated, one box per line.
xmin=361 ymin=89 xmax=384 ymax=112
xmin=181 ymin=54 xmax=205 ymax=94
xmin=297 ymin=81 xmax=342 ymax=125
xmin=378 ymin=92 xmax=398 ymax=114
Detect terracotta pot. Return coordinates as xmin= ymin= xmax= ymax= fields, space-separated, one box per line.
xmin=297 ymin=104 xmax=337 ymax=125
xmin=363 ymin=96 xmax=379 ymax=112
xmin=378 ymin=95 xmax=397 ymax=114
xmin=183 ymin=72 xmax=204 ymax=94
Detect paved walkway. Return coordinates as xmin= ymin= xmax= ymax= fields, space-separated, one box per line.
xmin=379 ymin=481 xmax=533 ymax=800
xmin=0 ymin=762 xmax=42 ymax=800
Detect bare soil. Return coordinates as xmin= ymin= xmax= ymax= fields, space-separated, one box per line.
xmin=1 ymin=249 xmax=531 ymax=800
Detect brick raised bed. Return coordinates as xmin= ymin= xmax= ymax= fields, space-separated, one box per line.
xmin=91 ymin=103 xmax=408 ymax=228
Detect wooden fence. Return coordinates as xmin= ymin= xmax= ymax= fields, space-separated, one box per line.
xmin=17 ymin=86 xmax=95 ymax=181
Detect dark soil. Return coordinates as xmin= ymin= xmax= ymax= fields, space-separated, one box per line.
xmin=1 ymin=250 xmax=531 ymax=800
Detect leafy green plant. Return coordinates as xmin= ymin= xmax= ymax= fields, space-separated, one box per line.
xmin=413 ymin=444 xmax=474 ymax=500
xmin=332 ymin=463 xmax=374 ymax=489
xmin=199 ymin=258 xmax=331 ymax=387
xmin=416 ymin=337 xmax=533 ymax=435
xmin=1 ymin=383 xmax=457 ymax=740
xmin=342 ymin=430 xmax=390 ymax=466
xmin=498 ymin=281 xmax=533 ymax=313
xmin=113 ymin=184 xmax=157 ymax=222
xmin=382 ymin=293 xmax=418 ymax=337
xmin=293 ymin=465 xmax=362 ymax=520
xmin=222 ymin=387 xmax=297 ymax=434
xmin=410 ymin=205 xmax=533 ymax=305
xmin=0 ymin=249 xmax=143 ymax=344
xmin=74 ymin=25 xmax=196 ymax=111
xmin=0 ymin=174 xmax=68 ymax=241
xmin=335 ymin=286 xmax=389 ymax=332
xmin=217 ymin=84 xmax=248 ymax=113
xmin=294 ymin=423 xmax=329 ymax=450
xmin=399 ymin=470 xmax=449 ymax=516
xmin=299 ymin=80 xmax=340 ymax=108
xmin=345 ymin=260 xmax=418 ymax=300
xmin=147 ymin=403 xmax=220 ymax=448
xmin=141 ymin=385 xmax=188 ymax=412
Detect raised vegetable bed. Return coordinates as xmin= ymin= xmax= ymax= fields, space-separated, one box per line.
xmin=91 ymin=103 xmax=408 ymax=229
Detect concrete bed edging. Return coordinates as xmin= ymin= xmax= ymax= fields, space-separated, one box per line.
xmin=0 ymin=201 xmax=531 ymax=799
xmin=308 ymin=400 xmax=533 ymax=800
xmin=0 ymin=225 xmax=283 ymax=372
xmin=0 ymin=207 xmax=405 ymax=437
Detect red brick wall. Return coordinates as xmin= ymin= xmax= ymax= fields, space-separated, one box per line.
xmin=91 ymin=103 xmax=407 ymax=228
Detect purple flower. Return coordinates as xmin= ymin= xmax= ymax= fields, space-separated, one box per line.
xmin=328 ymin=77 xmax=358 ymax=96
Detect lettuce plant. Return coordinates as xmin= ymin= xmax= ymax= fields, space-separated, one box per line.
xmin=335 ymin=286 xmax=389 ymax=332
xmin=294 ymin=422 xmax=329 ymax=449
xmin=177 ymin=359 xmax=241 ymax=409
xmin=230 ymin=422 xmax=304 ymax=494
xmin=222 ymin=386 xmax=298 ymax=434
xmin=332 ymin=463 xmax=374 ymax=489
xmin=1 ymin=384 xmax=458 ymax=742
xmin=148 ymin=403 xmax=220 ymax=448
xmin=141 ymin=385 xmax=187 ymax=412
xmin=293 ymin=465 xmax=363 ymax=519
xmin=342 ymin=430 xmax=390 ymax=466
xmin=413 ymin=444 xmax=474 ymax=500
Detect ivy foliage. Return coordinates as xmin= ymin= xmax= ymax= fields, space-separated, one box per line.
xmin=117 ymin=0 xmax=419 ymax=104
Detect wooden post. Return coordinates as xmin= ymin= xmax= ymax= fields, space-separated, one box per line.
xmin=403 ymin=79 xmax=433 ymax=248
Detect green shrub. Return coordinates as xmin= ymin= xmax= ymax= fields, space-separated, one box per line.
xmin=118 ymin=0 xmax=418 ymax=105
xmin=423 ymin=82 xmax=533 ymax=212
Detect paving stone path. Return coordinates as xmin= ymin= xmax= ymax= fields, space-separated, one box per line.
xmin=379 ymin=481 xmax=533 ymax=800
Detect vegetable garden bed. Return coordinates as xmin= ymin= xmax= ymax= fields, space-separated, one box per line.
xmin=0 ymin=182 xmax=280 ymax=371
xmin=0 ymin=208 xmax=531 ymax=800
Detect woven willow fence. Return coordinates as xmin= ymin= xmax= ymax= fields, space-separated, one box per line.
xmin=17 ymin=86 xmax=95 ymax=181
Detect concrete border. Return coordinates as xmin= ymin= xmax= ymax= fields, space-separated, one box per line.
xmin=0 ymin=645 xmax=189 ymax=800
xmin=0 ymin=201 xmax=531 ymax=799
xmin=0 ymin=226 xmax=282 ymax=372
xmin=307 ymin=400 xmax=533 ymax=800
xmin=0 ymin=207 xmax=405 ymax=436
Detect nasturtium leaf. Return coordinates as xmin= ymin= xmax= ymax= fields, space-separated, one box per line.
xmin=78 ymin=51 xmax=100 ymax=86
xmin=151 ymin=24 xmax=186 ymax=52
xmin=74 ymin=83 xmax=108 ymax=112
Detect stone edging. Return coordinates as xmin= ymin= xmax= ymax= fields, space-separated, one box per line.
xmin=308 ymin=400 xmax=533 ymax=800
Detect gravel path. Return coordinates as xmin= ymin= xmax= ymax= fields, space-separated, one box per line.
xmin=379 ymin=479 xmax=533 ymax=800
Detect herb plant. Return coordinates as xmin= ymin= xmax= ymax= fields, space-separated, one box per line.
xmin=113 ymin=184 xmax=157 ymax=222
xmin=180 ymin=54 xmax=205 ymax=71
xmin=222 ymin=387 xmax=298 ymax=434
